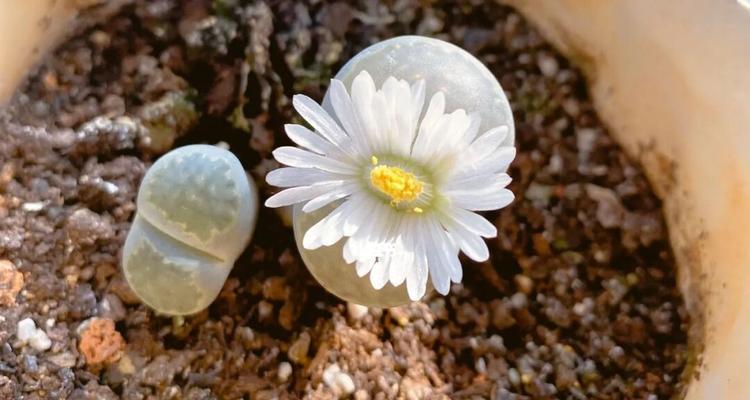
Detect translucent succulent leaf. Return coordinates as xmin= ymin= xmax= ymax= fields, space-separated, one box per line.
xmin=323 ymin=35 xmax=514 ymax=147
xmin=143 ymin=150 xmax=240 ymax=242
xmin=123 ymin=217 xmax=234 ymax=315
xmin=123 ymin=145 xmax=257 ymax=315
xmin=137 ymin=144 xmax=256 ymax=261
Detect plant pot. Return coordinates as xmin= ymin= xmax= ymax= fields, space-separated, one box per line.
xmin=5 ymin=1 xmax=748 ymax=397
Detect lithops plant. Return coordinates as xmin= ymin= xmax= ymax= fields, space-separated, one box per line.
xmin=266 ymin=36 xmax=516 ymax=307
xmin=123 ymin=144 xmax=257 ymax=315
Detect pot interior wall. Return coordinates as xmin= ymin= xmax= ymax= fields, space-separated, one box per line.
xmin=502 ymin=1 xmax=750 ymax=398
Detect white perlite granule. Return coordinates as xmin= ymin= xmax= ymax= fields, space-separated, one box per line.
xmin=17 ymin=317 xmax=52 ymax=351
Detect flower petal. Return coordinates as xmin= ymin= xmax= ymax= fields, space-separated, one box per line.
xmin=272 ymin=146 xmax=357 ymax=174
xmin=460 ymin=146 xmax=516 ymax=177
xmin=388 ymin=250 xmax=409 ymax=287
xmin=390 ymin=79 xmax=417 ymax=157
xmin=341 ymin=195 xmax=375 ymax=237
xmin=414 ymin=109 xmax=471 ymax=165
xmin=302 ymin=182 xmax=358 ymax=212
xmin=266 ymin=167 xmax=341 ymax=187
xmin=412 ymin=110 xmax=451 ymax=162
xmin=343 ymin=239 xmax=356 ymax=264
xmin=264 ymin=181 xmax=346 ymax=208
xmin=479 ymin=146 xmax=516 ymax=173
xmin=285 ymin=124 xmax=337 ymax=155
xmin=410 ymin=79 xmax=426 ymax=123
xmin=356 ymin=258 xmax=375 ymax=277
xmin=292 ymin=94 xmax=354 ymax=153
xmin=329 ymin=79 xmax=371 ymax=155
xmin=406 ymin=238 xmax=429 ymax=301
xmin=370 ymin=90 xmax=392 ymax=154
xmin=419 ymin=91 xmax=445 ymax=134
xmin=424 ymin=219 xmax=452 ymax=295
xmin=463 ymin=113 xmax=482 ymax=144
xmin=369 ymin=259 xmax=389 ymax=290
xmin=438 ymin=214 xmax=490 ymax=262
xmin=451 ymin=188 xmax=515 ymax=211
xmin=428 ymin=109 xmax=472 ymax=162
xmin=388 ymin=218 xmax=414 ymax=286
xmin=302 ymin=200 xmax=353 ymax=249
xmin=443 ymin=207 xmax=497 ymax=238
xmin=350 ymin=71 xmax=380 ymax=152
xmin=471 ymin=125 xmax=509 ymax=159
xmin=444 ymin=173 xmax=512 ymax=193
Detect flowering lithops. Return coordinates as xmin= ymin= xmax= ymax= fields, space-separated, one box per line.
xmin=266 ymin=36 xmax=515 ymax=307
xmin=123 ymin=144 xmax=257 ymax=315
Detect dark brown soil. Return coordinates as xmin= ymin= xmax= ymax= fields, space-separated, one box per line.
xmin=0 ymin=1 xmax=689 ymax=399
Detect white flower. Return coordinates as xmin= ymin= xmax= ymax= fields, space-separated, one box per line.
xmin=265 ymin=71 xmax=515 ymax=301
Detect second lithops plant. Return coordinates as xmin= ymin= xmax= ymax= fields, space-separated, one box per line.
xmin=123 ymin=144 xmax=258 ymax=315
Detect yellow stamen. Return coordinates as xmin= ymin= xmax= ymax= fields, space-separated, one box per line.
xmin=413 ymin=207 xmax=423 ymax=213
xmin=370 ymin=164 xmax=424 ymax=203
xmin=371 ymin=156 xmax=379 ymax=165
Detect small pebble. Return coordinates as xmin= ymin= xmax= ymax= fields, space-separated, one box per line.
xmin=65 ymin=208 xmax=114 ymax=246
xmin=29 ymin=330 xmax=52 ymax=351
xmin=525 ymin=183 xmax=554 ymax=205
xmin=277 ymin=361 xmax=292 ymax=382
xmin=22 ymin=354 xmax=38 ymax=371
xmin=488 ymin=334 xmax=507 ymax=354
xmin=258 ymin=300 xmax=274 ymax=321
xmin=354 ymin=389 xmax=369 ymax=400
xmin=78 ymin=317 xmax=125 ymax=365
xmin=388 ymin=307 xmax=410 ymax=326
xmin=585 ymin=184 xmax=625 ymax=228
xmin=608 ymin=346 xmax=625 ymax=360
xmin=572 ymin=298 xmax=594 ymax=316
xmin=322 ymin=363 xmax=340 ymax=386
xmin=117 ymin=353 xmax=136 ymax=375
xmin=98 ymin=293 xmax=126 ymax=321
xmin=288 ymin=332 xmax=310 ymax=364
xmin=323 ymin=364 xmax=356 ymax=397
xmin=475 ymin=357 xmax=487 ymax=374
xmin=48 ymin=352 xmax=77 ymax=368
xmin=17 ymin=318 xmax=36 ymax=342
xmin=494 ymin=388 xmax=520 ymax=400
xmin=514 ymin=274 xmax=534 ymax=294
xmin=347 ymin=302 xmax=368 ymax=320
xmin=333 ymin=371 xmax=356 ymax=396
xmin=543 ymin=297 xmax=572 ymax=328
xmin=22 ymin=202 xmax=44 ymax=212
xmin=576 ymin=128 xmax=598 ymax=163
xmin=508 ymin=368 xmax=521 ymax=387
xmin=510 ymin=293 xmax=527 ymax=308
xmin=236 ymin=326 xmax=255 ymax=348
xmin=602 ymin=277 xmax=629 ymax=305
xmin=16 ymin=318 xmax=52 ymax=351
xmin=0 ymin=260 xmax=23 ymax=306
xmin=537 ymin=52 xmax=559 ymax=77
xmin=491 ymin=299 xmax=516 ymax=330
xmin=262 ymin=276 xmax=288 ymax=301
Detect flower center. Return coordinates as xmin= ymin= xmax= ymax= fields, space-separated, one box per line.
xmin=370 ymin=164 xmax=424 ymax=204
